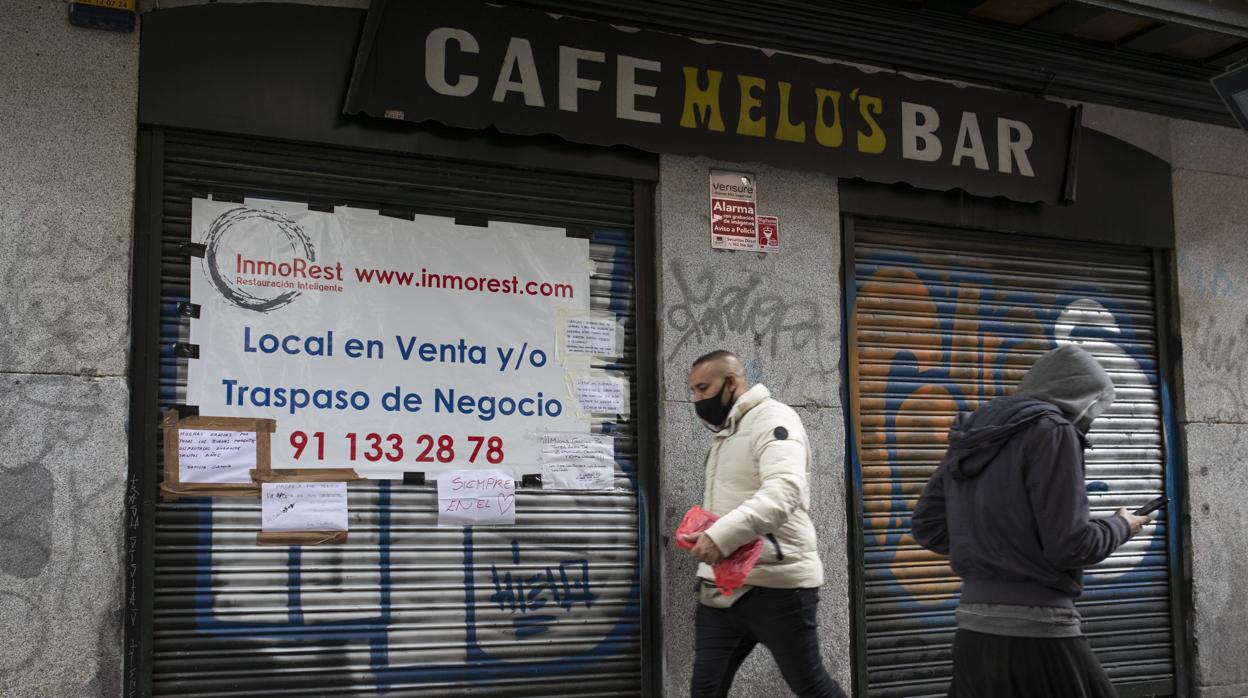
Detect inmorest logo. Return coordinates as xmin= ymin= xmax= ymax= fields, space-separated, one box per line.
xmin=202 ymin=207 xmax=342 ymax=312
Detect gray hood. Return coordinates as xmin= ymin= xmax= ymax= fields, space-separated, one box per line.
xmin=1015 ymin=344 xmax=1115 ymax=433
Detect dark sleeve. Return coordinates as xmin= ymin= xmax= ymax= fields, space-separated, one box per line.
xmin=1024 ymin=420 xmax=1132 ymax=570
xmin=912 ymin=463 xmax=950 ymax=555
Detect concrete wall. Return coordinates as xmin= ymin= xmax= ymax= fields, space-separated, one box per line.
xmin=1170 ymin=118 xmax=1248 ymax=698
xmin=656 ymin=155 xmax=852 ymax=696
xmin=0 ymin=2 xmax=138 ymax=696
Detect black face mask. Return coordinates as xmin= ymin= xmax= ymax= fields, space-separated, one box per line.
xmin=694 ymin=379 xmax=735 ymax=429
xmin=1075 ymin=414 xmax=1094 ymax=435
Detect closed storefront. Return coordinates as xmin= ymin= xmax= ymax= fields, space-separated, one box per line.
xmin=132 ymin=131 xmax=653 ymax=696
xmin=827 ymin=88 xmax=1188 ymax=693
xmin=845 ymin=222 xmax=1182 ymax=696
xmin=125 ymin=4 xmax=660 ymax=693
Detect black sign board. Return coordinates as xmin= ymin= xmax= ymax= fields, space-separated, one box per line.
xmin=345 ymin=0 xmax=1079 ymax=204
xmin=1212 ymin=62 xmax=1248 ymax=131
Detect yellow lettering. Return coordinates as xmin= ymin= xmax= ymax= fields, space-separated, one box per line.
xmin=736 ymin=75 xmax=767 ymax=138
xmin=680 ymin=67 xmax=725 ymax=131
xmin=814 ymin=88 xmax=844 ymax=148
xmin=854 ymin=89 xmax=885 ymax=154
xmin=776 ymin=82 xmax=806 ymax=143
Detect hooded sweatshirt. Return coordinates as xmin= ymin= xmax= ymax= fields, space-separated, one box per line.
xmin=912 ymin=345 xmax=1132 ymax=610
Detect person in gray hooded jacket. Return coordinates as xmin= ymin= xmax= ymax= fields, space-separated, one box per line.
xmin=912 ymin=344 xmax=1154 ymax=698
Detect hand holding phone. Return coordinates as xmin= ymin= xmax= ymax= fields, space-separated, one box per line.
xmin=1115 ymin=497 xmax=1166 ymax=537
xmin=1133 ymin=496 xmax=1169 ymax=517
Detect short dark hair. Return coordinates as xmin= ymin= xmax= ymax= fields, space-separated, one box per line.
xmin=692 ymin=349 xmax=737 ymax=367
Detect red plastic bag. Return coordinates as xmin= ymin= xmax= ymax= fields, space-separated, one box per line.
xmin=676 ymin=505 xmax=763 ymax=595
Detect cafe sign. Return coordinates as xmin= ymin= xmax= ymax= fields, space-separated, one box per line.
xmin=345 ymin=0 xmax=1079 ymax=204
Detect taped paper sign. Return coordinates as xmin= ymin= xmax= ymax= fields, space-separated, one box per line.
xmin=555 ymin=310 xmax=623 ymax=367
xmin=178 ymin=429 xmax=257 ymax=484
xmin=541 ymin=433 xmax=615 ymax=490
xmin=559 ymin=311 xmax=621 ymax=359
xmin=569 ymin=372 xmax=628 ymax=414
xmin=437 ymin=468 xmax=516 ymax=526
xmin=261 ymin=482 xmax=348 ymax=532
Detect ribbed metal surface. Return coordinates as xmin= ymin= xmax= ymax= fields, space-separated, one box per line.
xmin=850 ymin=224 xmax=1175 ymax=697
xmin=152 ymin=131 xmax=643 ymax=695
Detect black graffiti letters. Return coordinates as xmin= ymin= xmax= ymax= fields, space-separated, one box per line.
xmin=666 ymin=260 xmax=823 ymax=360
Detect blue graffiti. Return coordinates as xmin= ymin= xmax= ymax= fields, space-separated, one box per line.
xmin=183 ymin=465 xmax=641 ymax=694
xmin=489 ymin=540 xmax=596 ymax=638
xmin=185 ymin=482 xmax=395 ymax=682
xmin=169 ymin=227 xmax=645 ymax=693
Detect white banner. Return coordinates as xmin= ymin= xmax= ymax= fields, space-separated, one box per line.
xmin=188 ymin=199 xmax=591 ymax=478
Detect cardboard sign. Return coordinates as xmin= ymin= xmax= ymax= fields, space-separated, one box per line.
xmin=160 ymin=412 xmax=276 ymax=499
xmin=178 ymin=429 xmax=257 ymax=484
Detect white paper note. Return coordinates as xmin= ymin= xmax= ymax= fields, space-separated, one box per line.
xmin=178 ymin=429 xmax=257 ymax=484
xmin=573 ymin=375 xmax=626 ymax=413
xmin=437 ymin=468 xmax=516 ymax=526
xmin=564 ymin=318 xmax=618 ymax=356
xmin=541 ymin=433 xmax=615 ymax=490
xmin=261 ymin=482 xmax=348 ymax=532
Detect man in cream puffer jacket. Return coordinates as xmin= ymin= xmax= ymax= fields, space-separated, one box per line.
xmin=681 ymin=350 xmax=843 ymax=697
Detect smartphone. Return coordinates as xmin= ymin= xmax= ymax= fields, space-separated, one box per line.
xmin=1133 ymin=496 xmax=1169 ymax=517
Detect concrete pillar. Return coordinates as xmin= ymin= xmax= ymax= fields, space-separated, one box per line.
xmin=656 ymin=155 xmax=852 ymax=695
xmin=0 ymin=2 xmax=138 ymax=695
xmin=1171 ymin=117 xmax=1248 ymax=698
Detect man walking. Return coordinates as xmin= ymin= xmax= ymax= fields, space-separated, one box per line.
xmin=680 ymin=350 xmax=845 ymax=698
xmin=912 ymin=344 xmax=1154 ymax=698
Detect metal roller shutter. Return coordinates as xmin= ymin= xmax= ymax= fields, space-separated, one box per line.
xmin=847 ymin=222 xmax=1178 ymax=697
xmin=149 ymin=131 xmax=646 ymax=696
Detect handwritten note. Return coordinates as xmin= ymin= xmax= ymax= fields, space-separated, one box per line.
xmin=564 ymin=317 xmax=618 ymax=356
xmin=437 ymin=468 xmax=516 ymax=526
xmin=261 ymin=482 xmax=348 ymax=532
xmin=573 ymin=375 xmax=626 ymax=413
xmin=178 ymin=429 xmax=257 ymax=484
xmin=541 ymin=433 xmax=615 ymax=490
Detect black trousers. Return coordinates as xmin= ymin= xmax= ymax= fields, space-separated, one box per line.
xmin=691 ymin=587 xmax=846 ymax=698
xmin=948 ymin=628 xmax=1119 ymax=698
